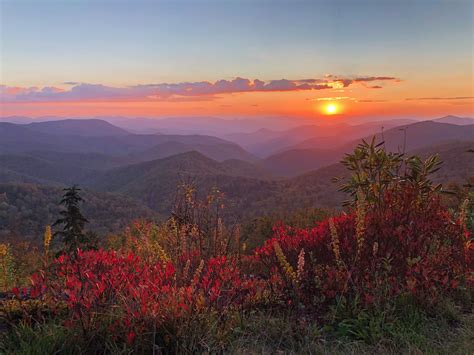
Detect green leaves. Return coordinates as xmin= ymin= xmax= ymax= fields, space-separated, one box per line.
xmin=335 ymin=137 xmax=444 ymax=207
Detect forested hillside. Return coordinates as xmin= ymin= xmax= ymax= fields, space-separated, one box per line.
xmin=0 ymin=184 xmax=159 ymax=242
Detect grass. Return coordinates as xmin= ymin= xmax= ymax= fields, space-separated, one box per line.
xmin=1 ymin=308 xmax=472 ymax=354
xmin=224 ymin=304 xmax=474 ymax=354
xmin=0 ymin=321 xmax=76 ymax=355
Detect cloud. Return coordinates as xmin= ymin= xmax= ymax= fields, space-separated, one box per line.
xmin=353 ymin=76 xmax=398 ymax=82
xmin=313 ymin=96 xmax=355 ymax=101
xmin=0 ymin=75 xmax=400 ymax=103
xmin=0 ymin=85 xmax=65 ymax=98
xmin=405 ymin=96 xmax=474 ymax=101
xmin=357 ymin=99 xmax=388 ymax=103
xmin=323 ymin=76 xmax=399 ymax=89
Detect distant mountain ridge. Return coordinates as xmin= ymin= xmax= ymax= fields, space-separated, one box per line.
xmin=25 ymin=119 xmax=131 ymax=136
xmin=433 ymin=115 xmax=474 ymax=125
xmin=261 ymin=121 xmax=473 ymax=177
xmin=88 ymin=151 xmax=272 ymax=193
xmin=0 ymin=120 xmax=257 ymax=162
xmin=86 ymin=140 xmax=473 ymax=217
xmin=226 ymin=119 xmax=417 ymax=156
xmin=0 ymin=150 xmax=272 ymax=187
xmin=2 ymin=116 xmax=472 ymax=243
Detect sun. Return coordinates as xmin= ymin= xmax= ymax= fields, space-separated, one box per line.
xmin=323 ymin=102 xmax=339 ymax=115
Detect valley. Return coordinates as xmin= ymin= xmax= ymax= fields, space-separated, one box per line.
xmin=1 ymin=116 xmax=472 ymax=242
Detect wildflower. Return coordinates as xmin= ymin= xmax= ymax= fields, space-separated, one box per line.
xmin=154 ymin=241 xmax=170 ymax=264
xmin=297 ymin=248 xmax=305 ymax=284
xmin=274 ymin=242 xmax=297 ymax=283
xmin=43 ymin=225 xmax=52 ymax=255
xmin=328 ymin=218 xmax=343 ymax=269
xmin=182 ymin=258 xmax=191 ymax=282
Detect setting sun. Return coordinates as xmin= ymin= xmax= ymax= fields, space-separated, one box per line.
xmin=323 ymin=103 xmax=339 ymax=115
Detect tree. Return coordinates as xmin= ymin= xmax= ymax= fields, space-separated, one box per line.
xmin=53 ymin=185 xmax=95 ymax=254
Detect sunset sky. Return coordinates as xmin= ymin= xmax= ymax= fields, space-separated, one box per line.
xmin=1 ymin=0 xmax=473 ymax=120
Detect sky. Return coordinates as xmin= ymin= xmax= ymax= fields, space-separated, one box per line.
xmin=0 ymin=0 xmax=473 ymax=120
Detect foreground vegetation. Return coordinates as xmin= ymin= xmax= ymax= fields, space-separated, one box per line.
xmin=1 ymin=140 xmax=473 ymax=354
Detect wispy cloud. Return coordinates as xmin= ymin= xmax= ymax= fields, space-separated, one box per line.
xmin=354 ymin=76 xmax=399 ymax=82
xmin=0 ymin=75 xmax=400 ymax=103
xmin=312 ymin=96 xmax=356 ymax=101
xmin=357 ymin=99 xmax=388 ymax=103
xmin=405 ymin=96 xmax=474 ymax=101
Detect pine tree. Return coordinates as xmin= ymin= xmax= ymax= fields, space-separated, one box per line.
xmin=53 ymin=185 xmax=95 ymax=254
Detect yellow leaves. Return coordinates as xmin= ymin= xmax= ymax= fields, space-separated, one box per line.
xmin=154 ymin=242 xmax=170 ymax=265
xmin=274 ymin=242 xmax=297 ymax=284
xmin=0 ymin=242 xmax=15 ymax=291
xmin=43 ymin=225 xmax=52 ymax=255
xmin=195 ymin=294 xmax=205 ymax=309
xmin=406 ymin=256 xmax=421 ymax=267
xmin=297 ymin=248 xmax=305 ymax=283
xmin=329 ymin=218 xmax=344 ymax=270
xmin=182 ymin=259 xmax=191 ymax=282
xmin=0 ymin=243 xmax=7 ymax=257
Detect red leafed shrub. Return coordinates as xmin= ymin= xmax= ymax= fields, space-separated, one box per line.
xmin=28 ymin=249 xmax=253 ymax=346
xmin=253 ymin=186 xmax=472 ymax=311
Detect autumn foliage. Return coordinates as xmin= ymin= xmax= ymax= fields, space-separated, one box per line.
xmin=3 ymin=141 xmax=473 ymax=352
xmin=254 ymin=185 xmax=472 ymax=311
xmin=18 ymin=249 xmax=257 ymax=348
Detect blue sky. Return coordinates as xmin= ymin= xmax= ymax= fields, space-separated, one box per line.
xmin=0 ymin=0 xmax=472 ymax=118
xmin=2 ymin=0 xmax=472 ymax=85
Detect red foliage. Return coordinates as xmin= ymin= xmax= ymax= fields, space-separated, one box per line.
xmin=29 ymin=249 xmax=252 ymax=344
xmin=253 ymin=186 xmax=472 ymax=309
xmin=14 ymin=185 xmax=472 ymax=345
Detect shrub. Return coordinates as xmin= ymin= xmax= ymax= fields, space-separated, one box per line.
xmin=6 ymin=142 xmax=473 ymax=351
xmin=254 ymin=185 xmax=472 ymax=313
xmin=23 ymin=248 xmax=255 ymax=351
xmin=0 ymin=243 xmax=16 ymax=291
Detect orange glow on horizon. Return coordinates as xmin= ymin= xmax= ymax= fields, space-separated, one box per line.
xmin=1 ymin=88 xmax=473 ymax=119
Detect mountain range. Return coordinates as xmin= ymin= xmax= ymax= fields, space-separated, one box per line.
xmin=0 ymin=119 xmax=256 ymax=161
xmin=261 ymin=120 xmax=473 ymax=177
xmin=0 ymin=115 xmax=472 ymax=241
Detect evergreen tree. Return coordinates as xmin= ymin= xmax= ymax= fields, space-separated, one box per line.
xmin=53 ymin=185 xmax=95 ymax=253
